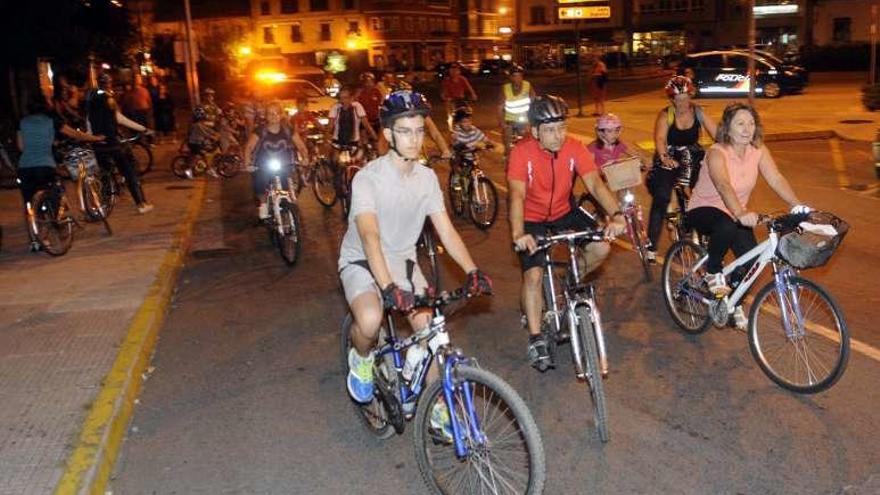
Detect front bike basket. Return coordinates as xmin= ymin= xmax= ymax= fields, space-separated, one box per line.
xmin=776 ymin=211 xmax=849 ymax=269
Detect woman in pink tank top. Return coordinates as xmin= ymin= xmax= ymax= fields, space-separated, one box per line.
xmin=686 ymin=103 xmax=809 ymax=300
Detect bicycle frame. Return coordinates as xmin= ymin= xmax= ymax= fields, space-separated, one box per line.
xmin=540 ymin=235 xmax=609 ymax=376
xmin=372 ymin=307 xmax=485 ymax=459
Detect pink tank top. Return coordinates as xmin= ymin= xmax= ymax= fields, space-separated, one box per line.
xmin=587 ymin=140 xmax=629 ymax=168
xmin=688 ymin=143 xmax=761 ymax=217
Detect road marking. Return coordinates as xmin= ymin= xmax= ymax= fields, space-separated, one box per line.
xmin=54 ymin=179 xmax=208 ymax=495
xmin=828 ymin=138 xmax=852 ymax=189
xmin=612 ymin=237 xmax=880 ymax=362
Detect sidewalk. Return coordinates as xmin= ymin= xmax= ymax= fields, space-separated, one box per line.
xmin=0 ymin=144 xmax=206 ymax=494
xmin=562 ymin=71 xmax=878 ymax=148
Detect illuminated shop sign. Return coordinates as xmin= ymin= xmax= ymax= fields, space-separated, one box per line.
xmin=754 ymin=4 xmax=799 ymax=16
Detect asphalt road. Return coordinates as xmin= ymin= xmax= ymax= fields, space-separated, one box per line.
xmin=110 ymin=83 xmax=880 ymax=494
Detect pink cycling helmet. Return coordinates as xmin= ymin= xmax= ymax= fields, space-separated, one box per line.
xmin=596 ymin=113 xmax=622 ymax=130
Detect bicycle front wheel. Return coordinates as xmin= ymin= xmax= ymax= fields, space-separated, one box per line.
xmin=417 ymin=226 xmax=441 ymax=292
xmin=277 ymin=204 xmax=302 ymax=266
xmin=413 ymin=364 xmax=546 ymax=495
xmin=32 ymin=190 xmax=73 ymax=256
xmin=339 ymin=314 xmax=396 ymax=440
xmin=215 ymin=154 xmax=241 ymax=178
xmin=749 ymin=277 xmax=850 ymax=394
xmin=446 ymin=171 xmax=465 ymax=217
xmin=130 ymin=142 xmax=153 ymax=176
xmin=661 ymin=240 xmax=711 ymax=334
xmin=82 ymin=177 xmax=113 ymax=235
xmin=575 ymin=306 xmax=610 ymax=443
xmin=312 ymin=158 xmax=338 ymax=208
xmin=626 ymin=211 xmax=652 ymax=282
xmin=468 ymin=176 xmax=498 ymax=230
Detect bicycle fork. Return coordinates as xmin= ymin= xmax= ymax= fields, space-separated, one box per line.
xmin=773 ymin=266 xmax=806 ymax=340
xmin=440 ymin=354 xmax=487 ymax=459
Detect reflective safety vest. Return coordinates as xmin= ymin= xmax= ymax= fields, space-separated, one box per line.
xmin=503 ymin=81 xmax=532 ymax=123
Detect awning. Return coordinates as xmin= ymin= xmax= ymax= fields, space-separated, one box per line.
xmin=514 ymin=28 xmax=616 ymax=44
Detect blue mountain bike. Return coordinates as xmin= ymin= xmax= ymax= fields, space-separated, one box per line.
xmin=341 ymin=288 xmax=546 ymax=494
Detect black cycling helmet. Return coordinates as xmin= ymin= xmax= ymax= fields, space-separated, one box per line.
xmin=192 ymin=105 xmax=208 ymax=121
xmin=452 ymin=106 xmax=473 ymax=124
xmin=528 ymin=94 xmax=568 ymax=127
xmin=508 ymin=63 xmax=525 ymax=75
xmin=379 ymin=90 xmax=431 ymax=128
xmin=359 ymin=71 xmax=375 ymax=82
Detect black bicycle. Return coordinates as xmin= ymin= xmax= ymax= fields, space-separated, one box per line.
xmin=448 ymin=143 xmax=499 ymax=230
xmin=27 ymin=177 xmax=76 ymax=256
xmin=120 ymin=131 xmax=154 ymax=176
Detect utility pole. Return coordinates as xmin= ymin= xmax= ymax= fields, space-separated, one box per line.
xmin=183 ymin=0 xmax=200 ymax=108
xmin=871 ymin=4 xmax=878 ymax=86
xmin=747 ymin=0 xmax=756 ymax=104
xmin=575 ymin=20 xmax=584 ymax=117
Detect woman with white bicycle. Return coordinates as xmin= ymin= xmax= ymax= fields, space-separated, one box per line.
xmin=687 ymin=103 xmax=810 ymax=326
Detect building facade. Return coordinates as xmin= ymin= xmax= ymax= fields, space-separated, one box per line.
xmin=457 ymin=0 xmax=515 ymax=62
xmin=360 ymin=0 xmax=458 ymax=70
xmin=812 ymin=0 xmax=876 ymax=45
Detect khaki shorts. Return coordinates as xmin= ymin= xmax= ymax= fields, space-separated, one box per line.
xmin=339 ymin=258 xmax=429 ymax=305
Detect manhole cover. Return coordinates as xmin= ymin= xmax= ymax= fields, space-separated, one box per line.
xmin=838 ymin=119 xmax=874 ymax=124
xmin=191 ymin=248 xmax=235 ymax=259
xmin=166 ymin=185 xmax=195 ymax=190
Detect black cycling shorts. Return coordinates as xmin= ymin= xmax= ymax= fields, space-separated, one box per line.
xmin=518 ymin=208 xmax=598 ymax=272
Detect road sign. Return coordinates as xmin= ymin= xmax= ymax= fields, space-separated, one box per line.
xmin=558 ymin=6 xmax=611 ymax=19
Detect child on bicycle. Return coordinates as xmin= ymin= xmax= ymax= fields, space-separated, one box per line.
xmin=185 ymin=105 xmax=221 ymax=175
xmin=450 ymin=107 xmax=495 ymax=180
xmin=586 ymin=113 xmax=634 ymax=168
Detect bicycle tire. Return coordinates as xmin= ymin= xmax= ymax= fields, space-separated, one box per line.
xmin=339 ymin=314 xmax=396 ymax=439
xmin=82 ymin=177 xmax=113 ymax=235
xmin=413 ymin=364 xmax=546 ymax=495
xmin=170 ymin=155 xmax=192 ymax=180
xmin=277 ymin=204 xmax=302 ymax=266
xmin=312 ymin=158 xmax=338 ymax=207
xmin=748 ymin=277 xmax=850 ymax=394
xmin=130 ymin=141 xmax=153 ymax=176
xmin=467 ymin=176 xmax=498 ymax=230
xmin=446 ymin=171 xmax=465 ymax=217
xmin=215 ymin=154 xmax=241 ymax=178
xmin=661 ymin=240 xmax=711 ymax=334
xmin=32 ymin=190 xmax=73 ymax=256
xmin=575 ymin=306 xmax=610 ymax=442
xmin=626 ymin=213 xmax=652 ymax=282
xmin=417 ymin=226 xmax=441 ymax=292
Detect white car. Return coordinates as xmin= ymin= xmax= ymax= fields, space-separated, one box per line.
xmin=254 ymin=77 xmax=336 ymax=116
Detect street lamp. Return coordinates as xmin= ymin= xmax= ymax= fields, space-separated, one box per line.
xmin=499 ymin=6 xmax=508 ymax=15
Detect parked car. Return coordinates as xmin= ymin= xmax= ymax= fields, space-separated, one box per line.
xmin=732 ymin=48 xmax=809 ymax=85
xmin=477 ymin=59 xmax=513 ymax=76
xmin=250 ymin=77 xmax=336 ymax=115
xmin=677 ymin=50 xmax=805 ymax=98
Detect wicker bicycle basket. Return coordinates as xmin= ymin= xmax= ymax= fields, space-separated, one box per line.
xmin=776 ymin=211 xmax=849 ymax=269
xmin=601 ymin=157 xmax=642 ymax=192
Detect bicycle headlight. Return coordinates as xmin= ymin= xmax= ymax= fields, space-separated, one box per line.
xmin=317 ymin=117 xmax=330 ymax=126
xmin=623 ymin=191 xmax=634 ymax=204
xmin=268 ymin=158 xmax=282 ymax=171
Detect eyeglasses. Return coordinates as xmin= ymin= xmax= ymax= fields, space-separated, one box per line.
xmin=598 ymin=127 xmax=621 ymax=133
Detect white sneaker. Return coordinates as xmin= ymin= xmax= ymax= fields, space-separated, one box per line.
xmin=137 ymin=203 xmax=154 ymax=214
xmin=704 ymin=272 xmax=731 ymax=297
xmin=732 ymin=306 xmax=747 ymax=331
xmin=258 ymin=202 xmax=269 ymax=220
xmin=646 ymin=250 xmax=657 ymax=264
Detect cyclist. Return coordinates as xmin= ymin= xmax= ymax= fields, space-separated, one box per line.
xmin=323 ymin=71 xmax=342 ymax=98
xmin=201 ymin=87 xmax=222 ymax=125
xmin=508 ymin=95 xmax=626 ymax=371
xmin=377 ymin=71 xmax=410 ymax=97
xmin=450 ymin=106 xmax=495 ymax=182
xmin=340 ymin=89 xmax=492 ymax=405
xmin=243 ymin=101 xmax=309 ymax=220
xmin=355 ymin=72 xmax=383 ymax=133
xmin=328 ymin=86 xmax=378 ymax=164
xmin=185 ymin=105 xmax=221 ymax=177
xmin=646 ymin=75 xmax=717 ymax=262
xmin=440 ymin=62 xmax=478 ymax=131
xmin=687 ymin=103 xmax=810 ymax=328
xmin=17 ymin=94 xmax=104 ymax=251
xmin=498 ymin=64 xmax=535 ymax=159
xmin=84 ymin=73 xmax=154 ymax=214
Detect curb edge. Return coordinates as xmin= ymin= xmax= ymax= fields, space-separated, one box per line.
xmin=53 ymin=178 xmax=208 ymax=495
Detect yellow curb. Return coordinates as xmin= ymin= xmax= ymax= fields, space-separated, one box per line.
xmin=54 ymin=178 xmax=207 ymax=495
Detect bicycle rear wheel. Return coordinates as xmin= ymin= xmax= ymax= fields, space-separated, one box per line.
xmin=32 ymin=190 xmax=73 ymax=256
xmin=312 ymin=158 xmax=338 ymax=207
xmin=749 ymin=277 xmax=850 ymax=394
xmin=129 ymin=142 xmax=153 ymax=176
xmin=575 ymin=306 xmax=610 ymax=442
xmin=447 ymin=171 xmax=465 ymax=217
xmin=277 ymin=203 xmax=302 ymax=266
xmin=626 ymin=211 xmax=652 ymax=282
xmin=661 ymin=240 xmax=711 ymax=334
xmin=339 ymin=314 xmax=396 ymax=439
xmin=82 ymin=177 xmax=112 ymax=235
xmin=413 ymin=364 xmax=546 ymax=495
xmin=468 ymin=176 xmax=498 ymax=230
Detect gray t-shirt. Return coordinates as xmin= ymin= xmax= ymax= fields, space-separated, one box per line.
xmin=338 ymin=154 xmax=445 ymax=270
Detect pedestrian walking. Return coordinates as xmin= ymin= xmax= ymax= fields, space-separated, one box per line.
xmin=153 ymin=83 xmax=176 ymax=140
xmin=590 ymin=56 xmax=609 ymax=117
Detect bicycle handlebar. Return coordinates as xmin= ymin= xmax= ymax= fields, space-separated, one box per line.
xmin=513 ymin=229 xmax=607 ymax=253
xmin=411 ymin=286 xmax=477 ymax=310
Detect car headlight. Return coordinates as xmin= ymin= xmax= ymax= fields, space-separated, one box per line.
xmin=268 ymin=159 xmax=281 ymax=171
